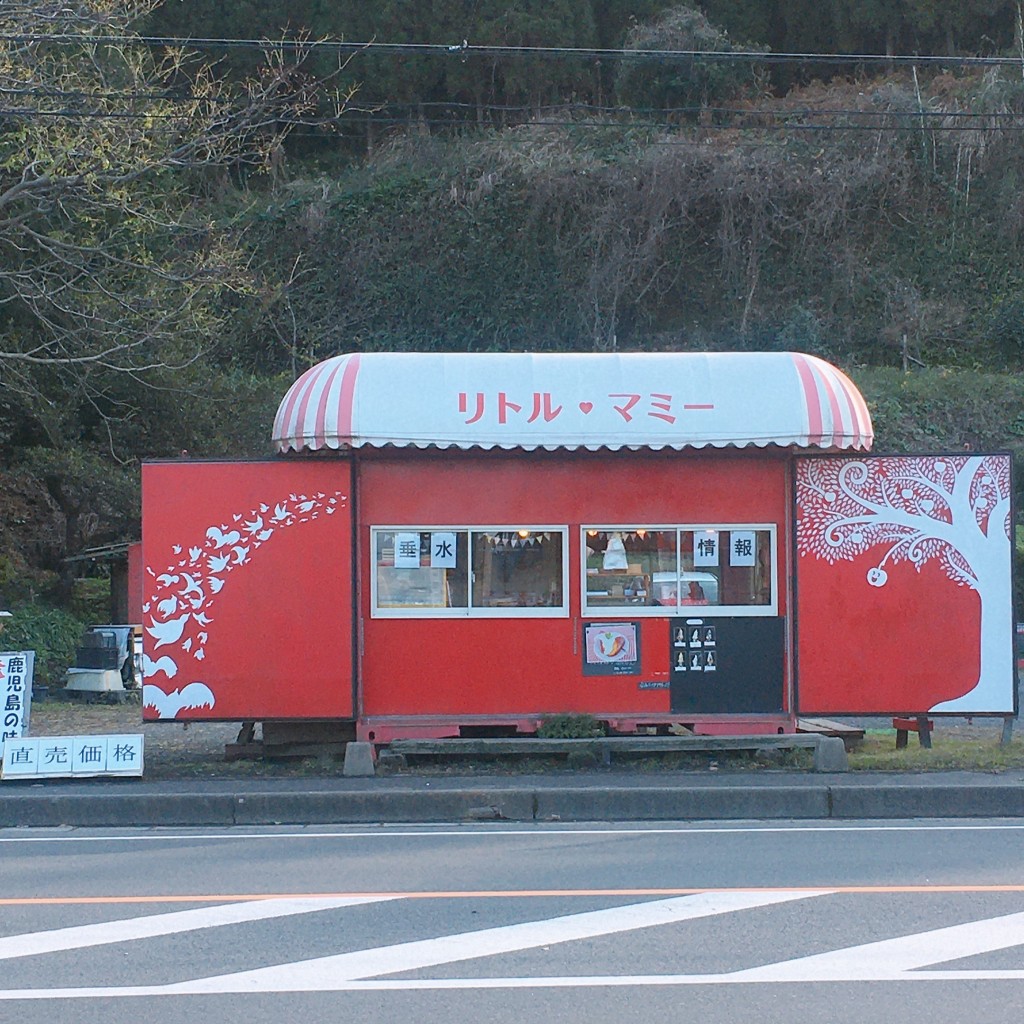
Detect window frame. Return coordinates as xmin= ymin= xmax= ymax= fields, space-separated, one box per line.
xmin=370 ymin=525 xmax=570 ymax=619
xmin=580 ymin=524 xmax=778 ymax=618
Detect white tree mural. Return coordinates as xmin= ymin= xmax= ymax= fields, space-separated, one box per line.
xmin=796 ymin=455 xmax=1013 ymax=713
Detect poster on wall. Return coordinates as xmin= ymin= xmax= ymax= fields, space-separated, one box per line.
xmin=583 ymin=622 xmax=641 ymax=676
xmin=795 ymin=453 xmax=1016 ymax=715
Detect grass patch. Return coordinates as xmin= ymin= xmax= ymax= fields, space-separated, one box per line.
xmin=849 ymin=733 xmax=1024 ymax=771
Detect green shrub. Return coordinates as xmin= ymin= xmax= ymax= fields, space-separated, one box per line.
xmin=537 ymin=713 xmax=605 ymax=738
xmin=0 ymin=604 xmax=84 ymax=687
xmin=70 ymin=578 xmax=110 ymax=624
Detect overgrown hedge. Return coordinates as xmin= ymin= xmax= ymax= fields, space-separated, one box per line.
xmin=0 ymin=604 xmax=83 ymax=687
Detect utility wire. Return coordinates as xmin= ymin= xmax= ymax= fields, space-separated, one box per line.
xmin=0 ymin=34 xmax=1021 ymax=69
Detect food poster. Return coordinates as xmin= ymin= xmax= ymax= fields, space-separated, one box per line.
xmin=583 ymin=622 xmax=641 ymax=676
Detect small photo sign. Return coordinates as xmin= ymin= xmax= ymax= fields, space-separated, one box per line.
xmin=583 ymin=622 xmax=641 ymax=676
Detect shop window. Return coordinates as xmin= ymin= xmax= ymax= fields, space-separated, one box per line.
xmin=374 ymin=530 xmax=469 ymax=610
xmin=373 ymin=528 xmax=567 ymax=617
xmin=583 ymin=527 xmax=775 ymax=616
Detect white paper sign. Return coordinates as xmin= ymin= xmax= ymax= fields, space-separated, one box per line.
xmin=693 ymin=530 xmax=720 ymax=567
xmin=393 ymin=532 xmax=421 ymax=569
xmin=0 ymin=651 xmax=34 ymax=758
xmin=730 ymin=531 xmax=757 ymax=567
xmin=430 ymin=532 xmax=457 ymax=568
xmin=2 ymin=734 xmax=144 ymax=780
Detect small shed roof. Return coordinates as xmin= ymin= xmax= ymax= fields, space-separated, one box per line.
xmin=272 ymin=351 xmax=873 ymax=453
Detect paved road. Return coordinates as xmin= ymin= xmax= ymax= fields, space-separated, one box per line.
xmin=3 ymin=820 xmax=1024 ymax=1022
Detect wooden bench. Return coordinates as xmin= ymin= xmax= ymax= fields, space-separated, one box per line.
xmin=892 ymin=717 xmax=934 ymax=749
xmin=387 ymin=734 xmax=848 ymax=772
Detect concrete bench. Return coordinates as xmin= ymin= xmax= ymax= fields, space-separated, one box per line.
xmin=386 ymin=734 xmax=848 ymax=772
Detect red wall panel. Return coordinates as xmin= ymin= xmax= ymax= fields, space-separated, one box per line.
xmin=358 ymin=451 xmax=790 ymax=719
xmin=141 ymin=460 xmax=353 ymax=721
xmin=795 ymin=454 xmax=1015 ymax=715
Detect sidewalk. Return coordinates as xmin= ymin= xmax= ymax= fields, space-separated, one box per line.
xmin=4 ymin=769 xmax=1024 ymax=827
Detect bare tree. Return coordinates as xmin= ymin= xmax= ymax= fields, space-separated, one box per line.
xmin=0 ymin=1 xmax=355 ymax=397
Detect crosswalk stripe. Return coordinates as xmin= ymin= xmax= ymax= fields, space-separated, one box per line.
xmin=729 ymin=908 xmax=1024 ymax=982
xmin=4 ymin=892 xmax=1024 ymax=999
xmin=159 ymin=890 xmax=830 ymax=994
xmin=0 ymin=895 xmax=397 ymax=962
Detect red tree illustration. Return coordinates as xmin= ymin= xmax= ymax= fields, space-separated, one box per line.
xmin=796 ymin=455 xmax=1013 ymax=712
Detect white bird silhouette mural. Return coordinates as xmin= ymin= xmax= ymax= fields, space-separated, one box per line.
xmin=143 ymin=488 xmax=347 ymax=719
xmin=207 ymin=552 xmax=230 ymax=573
xmin=142 ymin=653 xmax=178 ymax=679
xmin=143 ymin=682 xmax=215 ymax=718
xmin=178 ymin=573 xmax=203 ymax=599
xmin=145 ymin=612 xmax=190 ymax=649
xmin=206 ymin=526 xmax=241 ymax=548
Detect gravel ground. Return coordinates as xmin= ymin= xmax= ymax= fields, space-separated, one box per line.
xmin=27 ymin=698 xmax=243 ymax=779
xmin=20 ymin=696 xmax=1020 ymax=780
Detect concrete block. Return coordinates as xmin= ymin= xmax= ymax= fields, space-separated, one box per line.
xmin=829 ymin=784 xmax=1024 ymax=819
xmin=343 ymin=742 xmax=376 ymax=777
xmin=812 ymin=736 xmax=848 ymax=772
xmin=533 ymin=785 xmax=830 ymax=822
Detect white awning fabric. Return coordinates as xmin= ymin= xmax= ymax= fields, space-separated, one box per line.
xmin=272 ymin=351 xmax=873 ymax=453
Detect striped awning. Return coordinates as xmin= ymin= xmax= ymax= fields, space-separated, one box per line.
xmin=272 ymin=351 xmax=873 ymax=453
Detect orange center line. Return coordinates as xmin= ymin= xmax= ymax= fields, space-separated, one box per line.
xmin=4 ymin=884 xmax=1024 ymax=906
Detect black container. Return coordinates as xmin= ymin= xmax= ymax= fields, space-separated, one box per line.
xmin=74 ymin=647 xmax=119 ymax=669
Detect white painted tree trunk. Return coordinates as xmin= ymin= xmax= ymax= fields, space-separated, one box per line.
xmin=930 ymin=530 xmax=1015 ymax=713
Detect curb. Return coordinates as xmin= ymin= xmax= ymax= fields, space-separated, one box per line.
xmin=3 ymin=780 xmax=1024 ymax=826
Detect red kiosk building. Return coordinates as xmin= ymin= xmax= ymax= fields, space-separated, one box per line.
xmin=140 ymin=352 xmax=1015 ymax=738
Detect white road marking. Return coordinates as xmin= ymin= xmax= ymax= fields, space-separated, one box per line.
xmin=5 ymin=891 xmax=1024 ymax=999
xmin=0 ymin=889 xmax=826 ymax=998
xmin=168 ymin=889 xmax=828 ymax=993
xmin=6 ymin=969 xmax=1024 ymax=999
xmin=730 ymin=908 xmax=1024 ymax=982
xmin=0 ymin=895 xmax=396 ymax=962
xmin=4 ymin=823 xmax=1024 ymax=845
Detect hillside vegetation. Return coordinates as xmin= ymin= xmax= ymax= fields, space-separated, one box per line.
xmin=2 ymin=1 xmax=1024 ymax=617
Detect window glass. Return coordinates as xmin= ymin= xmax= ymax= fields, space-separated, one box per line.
xmin=471 ymin=531 xmax=564 ymax=608
xmin=679 ymin=529 xmax=772 ymax=607
xmin=584 ymin=529 xmax=676 ymax=610
xmin=583 ymin=526 xmax=774 ymax=613
xmin=372 ymin=528 xmax=566 ymax=616
xmin=374 ymin=530 xmax=468 ymax=609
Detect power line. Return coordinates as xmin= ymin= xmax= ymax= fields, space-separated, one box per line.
xmin=1 ymin=34 xmax=1022 ymax=69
